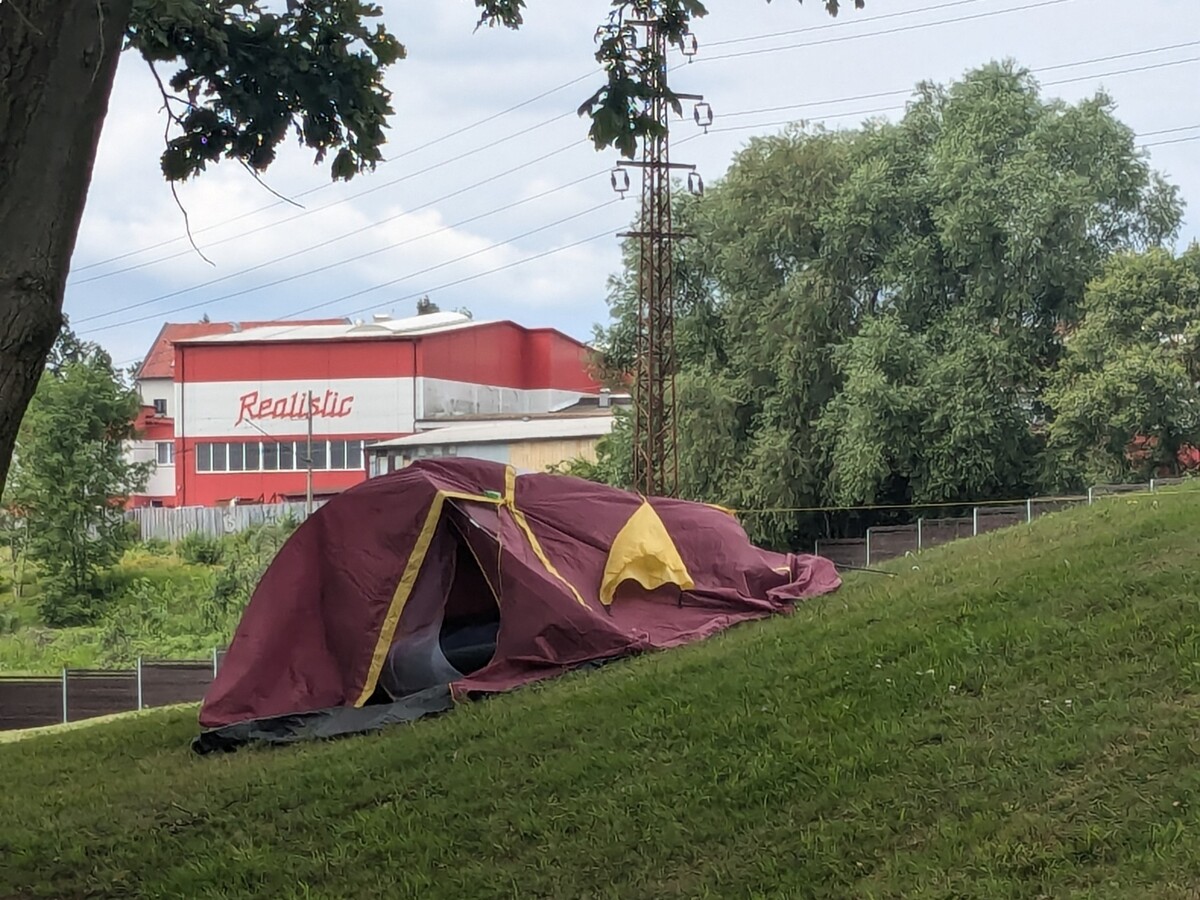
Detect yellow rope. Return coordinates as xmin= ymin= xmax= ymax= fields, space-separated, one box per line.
xmin=724 ymin=485 xmax=1197 ymax=516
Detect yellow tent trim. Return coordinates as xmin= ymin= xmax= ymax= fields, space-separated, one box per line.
xmin=705 ymin=502 xmax=739 ymax=519
xmin=503 ymin=465 xmax=589 ymax=609
xmin=354 ymin=488 xmax=503 ymax=708
xmin=599 ymin=499 xmax=695 ymax=606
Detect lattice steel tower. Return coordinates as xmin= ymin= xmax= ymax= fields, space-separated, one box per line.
xmin=613 ymin=8 xmax=709 ymax=498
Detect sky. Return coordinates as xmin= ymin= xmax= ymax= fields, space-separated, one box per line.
xmin=64 ymin=0 xmax=1200 ymax=369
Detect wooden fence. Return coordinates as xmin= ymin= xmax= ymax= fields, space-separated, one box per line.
xmin=125 ymin=502 xmax=323 ymax=542
xmin=0 ymin=652 xmax=225 ymax=732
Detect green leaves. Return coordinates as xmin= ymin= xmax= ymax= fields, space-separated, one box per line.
xmin=1046 ymin=248 xmax=1200 ymax=485
xmin=128 ymin=0 xmax=404 ymax=182
xmin=585 ymin=62 xmax=1185 ymax=548
xmin=5 ymin=326 xmax=148 ymax=626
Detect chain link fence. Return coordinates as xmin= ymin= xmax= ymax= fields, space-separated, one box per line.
xmin=814 ymin=480 xmax=1194 ymax=569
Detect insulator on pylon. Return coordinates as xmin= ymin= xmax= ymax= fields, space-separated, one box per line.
xmin=611 ymin=167 xmax=631 ymax=198
xmin=693 ymin=102 xmax=713 ymax=133
xmin=687 ymin=171 xmax=705 ymax=197
xmin=680 ymin=31 xmax=699 ymax=60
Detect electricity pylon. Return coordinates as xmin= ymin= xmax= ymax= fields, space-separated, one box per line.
xmin=612 ymin=8 xmax=711 ymax=498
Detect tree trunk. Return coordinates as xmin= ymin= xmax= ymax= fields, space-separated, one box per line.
xmin=0 ymin=0 xmax=132 ymax=496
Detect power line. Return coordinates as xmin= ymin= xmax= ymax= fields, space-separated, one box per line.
xmin=319 ymin=228 xmax=618 ymax=324
xmin=73 ymin=0 xmax=1071 ymax=279
xmin=111 ymin=226 xmax=619 ymax=368
xmin=81 ymin=199 xmax=622 ymax=335
xmin=716 ymin=39 xmax=1200 ymax=123
xmin=1141 ymin=134 xmax=1200 ymax=149
xmin=78 ymin=166 xmax=605 ymax=326
xmin=699 ymin=50 xmax=1200 ymax=137
xmin=75 ymin=149 xmax=604 ymax=324
xmin=696 ymin=0 xmax=1073 ymax=65
xmin=706 ymin=0 xmax=996 ymax=48
xmin=71 ymin=110 xmax=581 ymax=284
xmin=71 ymin=73 xmax=600 ymax=275
xmin=89 ymin=47 xmax=1200 ymax=334
xmin=82 ymin=36 xmax=1198 ymax=316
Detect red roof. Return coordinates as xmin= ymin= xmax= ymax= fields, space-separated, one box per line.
xmin=136 ymin=319 xmax=348 ymax=379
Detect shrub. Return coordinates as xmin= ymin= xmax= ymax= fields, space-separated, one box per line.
xmin=37 ymin=578 xmax=104 ymax=628
xmin=179 ymin=532 xmax=223 ymax=566
xmin=140 ymin=538 xmax=173 ymax=557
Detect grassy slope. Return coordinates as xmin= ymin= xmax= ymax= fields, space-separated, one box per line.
xmin=2 ymin=491 xmax=1200 ymax=899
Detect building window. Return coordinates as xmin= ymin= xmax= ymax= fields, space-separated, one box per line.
xmin=155 ymin=441 xmax=174 ymax=466
xmin=153 ymin=398 xmax=167 ymax=416
xmin=330 ymin=439 xmax=364 ymax=470
xmin=195 ymin=439 xmax=367 ymax=474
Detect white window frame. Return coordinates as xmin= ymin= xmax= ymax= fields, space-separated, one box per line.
xmin=194 ymin=439 xmax=368 ymax=473
xmin=155 ymin=441 xmax=175 ymax=466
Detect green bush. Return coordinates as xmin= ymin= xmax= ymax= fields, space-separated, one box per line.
xmin=139 ymin=538 xmax=173 ymax=557
xmin=99 ymin=578 xmax=172 ymax=664
xmin=37 ymin=579 xmax=104 ymax=628
xmin=179 ymin=532 xmax=223 ymax=566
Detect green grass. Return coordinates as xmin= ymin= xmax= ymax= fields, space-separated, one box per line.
xmin=0 ymin=548 xmax=221 ymax=674
xmin=2 ymin=491 xmax=1200 ymax=899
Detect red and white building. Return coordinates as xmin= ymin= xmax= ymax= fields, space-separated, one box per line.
xmin=128 ymin=312 xmax=602 ymax=508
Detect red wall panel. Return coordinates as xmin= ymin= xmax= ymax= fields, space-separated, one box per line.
xmin=175 ymin=436 xmax=377 ymax=507
xmin=176 ymin=339 xmax=416 ymax=383
xmin=416 ymin=323 xmax=599 ymax=390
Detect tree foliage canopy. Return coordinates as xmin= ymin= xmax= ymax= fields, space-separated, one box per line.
xmin=4 ymin=328 xmax=148 ymax=626
xmin=1047 ymin=248 xmax=1200 ymax=484
xmin=585 ymin=62 xmax=1190 ymax=548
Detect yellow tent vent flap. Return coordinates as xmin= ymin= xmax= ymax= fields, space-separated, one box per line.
xmin=600 ymin=500 xmax=695 ymax=607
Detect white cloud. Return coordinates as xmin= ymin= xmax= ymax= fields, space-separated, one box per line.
xmin=67 ymin=0 xmax=1200 ymax=366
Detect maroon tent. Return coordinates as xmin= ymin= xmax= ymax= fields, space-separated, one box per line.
xmin=194 ymin=458 xmax=840 ymax=751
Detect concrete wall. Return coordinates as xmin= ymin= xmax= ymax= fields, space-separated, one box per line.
xmin=138 ymin=377 xmax=173 ymax=416
xmin=128 ymin=440 xmax=176 ymax=498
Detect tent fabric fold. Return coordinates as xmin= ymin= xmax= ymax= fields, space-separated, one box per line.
xmin=194 ymin=458 xmax=841 ymax=752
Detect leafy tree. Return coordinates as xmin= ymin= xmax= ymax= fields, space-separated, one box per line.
xmin=587 ymin=62 xmax=1183 ymax=548
xmin=0 ymin=0 xmax=852 ymax=500
xmin=5 ymin=327 xmax=148 ymax=625
xmin=1046 ymin=247 xmax=1200 ymax=485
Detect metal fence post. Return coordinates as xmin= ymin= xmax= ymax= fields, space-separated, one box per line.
xmin=973 ymin=507 xmax=979 ymax=537
xmin=1150 ymin=478 xmax=1157 ymax=493
xmin=1026 ymin=498 xmax=1033 ymax=524
xmin=61 ymin=667 xmax=68 ymax=724
xmin=917 ymin=518 xmax=923 ymax=552
xmin=136 ymin=657 xmax=144 ymax=711
xmin=212 ymin=647 xmax=219 ymax=678
xmin=865 ymin=530 xmax=872 ymax=568
xmin=1088 ymin=486 xmax=1095 ymax=505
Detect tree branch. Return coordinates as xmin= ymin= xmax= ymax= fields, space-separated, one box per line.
xmin=238 ymin=160 xmax=305 ymax=209
xmin=147 ymin=60 xmax=214 ymax=266
xmin=3 ymin=0 xmax=43 ymax=34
